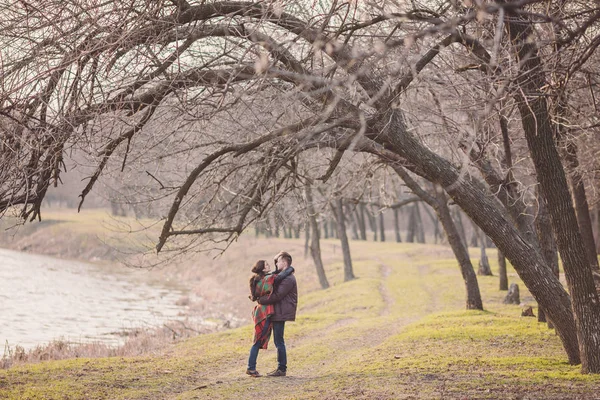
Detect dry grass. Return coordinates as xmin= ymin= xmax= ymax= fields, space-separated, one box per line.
xmin=1 ymin=320 xmax=221 ymax=370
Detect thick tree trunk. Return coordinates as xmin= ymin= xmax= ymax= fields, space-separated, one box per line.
xmin=394 ymin=208 xmax=402 ymax=243
xmin=505 ymin=12 xmax=600 ymax=372
xmin=498 ymin=251 xmax=508 ymax=291
xmin=369 ymin=108 xmax=581 ymax=365
xmin=565 ymin=141 xmax=599 ymax=272
xmin=305 ymin=185 xmax=329 ymax=289
xmin=535 ymin=189 xmax=559 ymax=328
xmin=596 ymin=204 xmax=600 ymax=254
xmin=334 ymin=198 xmax=355 ymax=281
xmin=453 ymin=208 xmax=468 ymax=248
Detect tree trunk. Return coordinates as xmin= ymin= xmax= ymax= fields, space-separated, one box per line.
xmin=406 ymin=204 xmax=416 ymax=243
xmin=323 ymin=220 xmax=329 ymax=239
xmin=370 ymin=107 xmax=581 ymax=365
xmin=356 ymin=204 xmax=367 ymax=240
xmin=304 ymin=221 xmax=310 ymax=258
xmin=453 ymin=208 xmax=467 ymax=248
xmin=392 ymin=168 xmax=483 ymax=310
xmin=503 ymin=283 xmax=520 ymax=305
xmin=535 ymin=189 xmax=559 ymax=328
xmin=477 ymin=228 xmax=492 ymax=276
xmin=366 ymin=206 xmax=378 ymax=241
xmin=334 ymin=198 xmax=355 ymax=281
xmin=498 ymin=250 xmax=508 ymax=291
xmin=394 ymin=208 xmax=402 ymax=243
xmin=434 ymin=187 xmax=483 ymax=310
xmin=470 ymin=226 xmax=479 ymax=248
xmin=505 ymin=12 xmax=600 ymax=372
xmin=565 ymin=141 xmax=599 ymax=272
xmin=305 ymin=185 xmax=329 ymax=289
xmin=379 ymin=211 xmax=385 ymax=242
xmin=415 ymin=203 xmax=425 ymax=243
xmin=330 ymin=219 xmax=337 ymax=239
xmin=349 ymin=204 xmax=360 ymax=240
xmin=422 ymin=205 xmax=440 ymax=244
xmin=596 ymin=204 xmax=600 ymax=254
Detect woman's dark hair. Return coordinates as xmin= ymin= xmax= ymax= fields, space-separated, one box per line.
xmin=251 ymin=260 xmax=266 ymax=274
xmin=249 ymin=260 xmax=266 ymax=301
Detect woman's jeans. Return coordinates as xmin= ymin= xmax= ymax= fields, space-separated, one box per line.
xmin=248 ymin=318 xmax=270 ymax=370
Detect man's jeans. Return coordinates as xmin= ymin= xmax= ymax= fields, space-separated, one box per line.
xmin=273 ymin=321 xmax=287 ymax=372
xmin=248 ymin=318 xmax=270 ymax=370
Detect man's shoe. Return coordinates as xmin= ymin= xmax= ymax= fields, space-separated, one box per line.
xmin=246 ymin=369 xmax=261 ymax=377
xmin=267 ymin=369 xmax=286 ymax=377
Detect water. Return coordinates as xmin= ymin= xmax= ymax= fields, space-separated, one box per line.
xmin=0 ymin=248 xmax=191 ymax=349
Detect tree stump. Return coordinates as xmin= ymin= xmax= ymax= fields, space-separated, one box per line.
xmin=521 ymin=306 xmax=535 ymax=317
xmin=503 ymin=283 xmax=520 ymax=304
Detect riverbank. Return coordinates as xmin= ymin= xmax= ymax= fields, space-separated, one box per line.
xmin=2 ymin=234 xmax=600 ymax=398
xmin=0 ymin=208 xmax=355 ymax=359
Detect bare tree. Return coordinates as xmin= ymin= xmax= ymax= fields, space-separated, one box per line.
xmin=4 ymin=0 xmax=600 ymax=371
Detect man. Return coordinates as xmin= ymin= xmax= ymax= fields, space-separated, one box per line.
xmin=258 ymin=251 xmax=297 ymax=377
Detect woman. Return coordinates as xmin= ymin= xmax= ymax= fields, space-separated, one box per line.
xmin=246 ymin=259 xmax=294 ymax=377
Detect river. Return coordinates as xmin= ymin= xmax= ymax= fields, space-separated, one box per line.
xmin=0 ymin=248 xmax=194 ymax=350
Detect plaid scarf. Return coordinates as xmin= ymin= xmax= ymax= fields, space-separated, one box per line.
xmin=251 ymin=273 xmax=277 ymax=349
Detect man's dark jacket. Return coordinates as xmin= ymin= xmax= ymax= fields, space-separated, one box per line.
xmin=258 ymin=268 xmax=297 ymax=321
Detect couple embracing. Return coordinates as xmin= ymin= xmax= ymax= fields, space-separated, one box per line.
xmin=246 ymin=251 xmax=298 ymax=377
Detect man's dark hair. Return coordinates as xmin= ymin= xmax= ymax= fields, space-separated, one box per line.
xmin=275 ymin=251 xmax=292 ymax=266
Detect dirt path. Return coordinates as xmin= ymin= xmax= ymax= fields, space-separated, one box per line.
xmin=418 ymin=263 xmax=440 ymax=314
xmin=378 ymin=261 xmax=394 ymax=316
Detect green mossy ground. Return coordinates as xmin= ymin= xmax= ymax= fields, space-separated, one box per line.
xmin=2 ymin=215 xmax=600 ymax=399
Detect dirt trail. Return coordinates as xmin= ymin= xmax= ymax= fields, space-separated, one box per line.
xmin=378 ymin=261 xmax=394 ymax=316
xmin=418 ymin=263 xmax=440 ymax=314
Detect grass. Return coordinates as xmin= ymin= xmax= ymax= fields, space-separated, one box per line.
xmin=1 ymin=210 xmax=600 ymax=399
